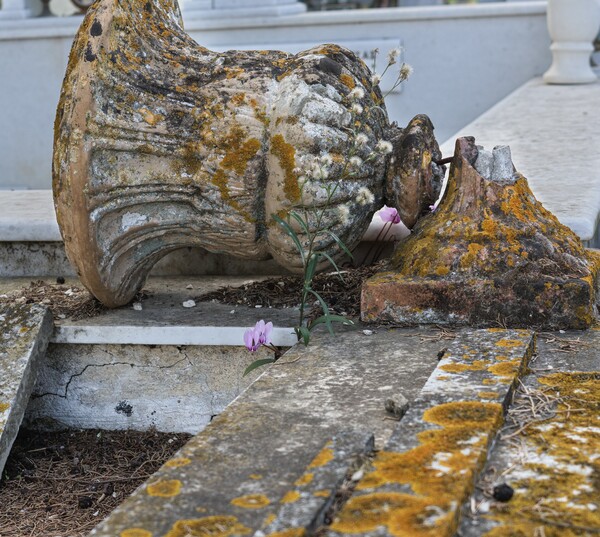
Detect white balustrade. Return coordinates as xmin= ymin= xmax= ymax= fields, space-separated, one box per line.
xmin=544 ymin=0 xmax=600 ymax=84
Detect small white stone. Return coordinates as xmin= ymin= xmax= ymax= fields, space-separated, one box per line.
xmin=230 ymin=310 xmax=236 ymax=314
xmin=255 ymin=305 xmax=263 ymax=308
xmin=186 ymin=284 xmax=193 ymax=289
xmin=64 ymin=288 xmax=75 ymax=296
xmin=182 ymin=300 xmax=196 ymax=308
xmin=351 ymin=469 xmax=364 ymax=481
xmin=57 ymin=314 xmax=66 ymax=319
xmin=559 ymin=329 xmax=565 ymax=334
xmin=362 ymin=329 xmax=373 ymax=336
xmin=132 ymin=302 xmax=143 ymax=311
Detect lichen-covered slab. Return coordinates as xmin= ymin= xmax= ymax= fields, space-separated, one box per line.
xmin=0 ymin=303 xmax=53 ymax=475
xmin=459 ymin=330 xmax=600 ymax=537
xmin=53 ymin=0 xmax=444 ymax=308
xmin=328 ymin=329 xmax=534 ymax=537
xmin=362 ymin=137 xmax=600 ymax=330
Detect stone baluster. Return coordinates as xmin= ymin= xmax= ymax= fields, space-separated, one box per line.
xmin=543 ymin=0 xmax=600 ymax=84
xmin=0 ymin=0 xmax=43 ymax=19
xmin=179 ymin=0 xmax=306 ymax=19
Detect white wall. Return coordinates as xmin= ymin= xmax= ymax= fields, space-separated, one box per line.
xmin=0 ymin=2 xmax=550 ymax=190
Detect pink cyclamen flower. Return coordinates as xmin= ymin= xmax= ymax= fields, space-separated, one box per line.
xmin=378 ymin=205 xmax=401 ymax=224
xmin=243 ymin=320 xmax=273 ymax=352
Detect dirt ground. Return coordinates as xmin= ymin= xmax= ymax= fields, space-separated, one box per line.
xmin=0 ymin=428 xmax=191 ymax=537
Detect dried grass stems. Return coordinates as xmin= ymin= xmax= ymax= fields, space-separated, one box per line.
xmin=0 ymin=429 xmax=191 ymax=537
xmin=537 ymin=332 xmax=593 ymax=354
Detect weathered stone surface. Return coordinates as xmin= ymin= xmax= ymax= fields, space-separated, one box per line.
xmin=87 ymin=327 xmax=442 ymax=537
xmin=460 ymin=331 xmax=600 ymax=536
xmin=328 ymin=329 xmax=534 ymax=537
xmin=53 ymin=0 xmax=443 ymax=307
xmin=362 ymin=136 xmax=600 ymax=330
xmin=0 ymin=303 xmax=53 ymax=476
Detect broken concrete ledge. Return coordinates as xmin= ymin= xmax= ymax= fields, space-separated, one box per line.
xmin=86 ymin=327 xmax=533 ymax=537
xmin=0 ymin=303 xmax=53 ymax=477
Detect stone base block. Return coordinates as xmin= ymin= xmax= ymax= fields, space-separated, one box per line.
xmin=361 ymin=273 xmax=600 ymax=330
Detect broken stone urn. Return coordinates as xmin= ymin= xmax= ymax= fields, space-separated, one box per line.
xmin=53 ymin=0 xmax=444 ymax=307
xmin=362 ymin=137 xmax=600 ymax=330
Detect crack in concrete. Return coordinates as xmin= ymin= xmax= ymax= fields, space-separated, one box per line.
xmin=32 ymin=350 xmax=192 ymax=400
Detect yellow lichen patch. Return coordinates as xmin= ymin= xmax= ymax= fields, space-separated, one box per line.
xmin=440 ymin=360 xmax=487 ymax=374
xmin=436 ymin=375 xmax=451 ymax=381
xmin=230 ymin=493 xmax=271 ymax=509
xmin=482 ymin=378 xmax=497 ymax=385
xmin=280 ymin=490 xmax=301 ymax=504
xmin=270 ymin=134 xmax=299 ymax=202
xmin=488 ymin=360 xmax=521 ymax=378
xmin=483 ymin=372 xmax=600 ymax=536
xmin=249 ymin=473 xmax=263 ymax=480
xmin=196 ymin=507 xmax=207 ymax=513
xmin=120 ymin=529 xmax=152 ymax=537
xmin=314 ymin=490 xmax=331 ymax=498
xmin=0 ymin=402 xmax=9 ymax=413
xmin=164 ymin=457 xmax=191 ymax=468
xmin=424 ymin=401 xmax=502 ymax=429
xmin=164 ymin=516 xmax=251 ymax=537
xmin=307 ymin=446 xmax=334 ymax=469
xmin=19 ymin=326 xmax=29 ymax=333
xmin=331 ymin=492 xmax=453 ymax=537
xmin=139 ymin=108 xmax=163 ymax=126
xmin=294 ymin=473 xmax=314 ymax=486
xmin=355 ymin=402 xmax=502 ymax=507
xmin=146 ymin=479 xmax=182 ymax=497
xmin=339 ymin=73 xmax=356 ymax=89
xmin=495 ymin=339 xmax=523 ymax=348
xmin=264 ymin=529 xmax=305 ymax=537
xmin=460 ymin=243 xmax=484 ymax=268
xmin=477 ymin=391 xmax=498 ymax=400
xmin=231 ymin=93 xmax=246 ymax=106
xmin=262 ymin=513 xmax=277 ymax=527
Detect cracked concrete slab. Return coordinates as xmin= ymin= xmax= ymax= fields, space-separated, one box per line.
xmin=0 ymin=302 xmax=53 ymax=476
xmin=87 ymin=327 xmax=443 ymax=537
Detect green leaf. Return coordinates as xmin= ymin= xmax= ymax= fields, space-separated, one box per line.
xmin=308 ymin=289 xmax=334 ymax=335
xmin=272 ymin=214 xmax=306 ymax=265
xmin=243 ymin=358 xmax=276 ymax=377
xmin=314 ymin=251 xmax=344 ymax=281
xmin=296 ymin=326 xmax=311 ymax=346
xmin=324 ymin=230 xmax=354 ymax=260
xmin=288 ymin=211 xmax=311 ymax=236
xmin=304 ymin=253 xmax=320 ymax=284
xmin=309 ymin=314 xmax=354 ymax=329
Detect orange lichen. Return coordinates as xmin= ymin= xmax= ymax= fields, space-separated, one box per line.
xmin=270 ymin=134 xmax=299 ymax=202
xmin=294 ymin=473 xmax=314 ymax=486
xmin=164 ymin=457 xmax=191 ymax=468
xmin=482 ymin=378 xmax=497 ymax=386
xmin=249 ymin=473 xmax=263 ymax=480
xmin=262 ymin=513 xmax=277 ymax=527
xmin=440 ymin=360 xmax=487 ymax=373
xmin=477 ymin=391 xmax=498 ymax=400
xmin=280 ymin=491 xmax=301 ymax=504
xmin=120 ymin=529 xmax=152 ymax=537
xmin=146 ymin=479 xmax=182 ymax=497
xmin=230 ymin=493 xmax=271 ymax=509
xmin=139 ymin=108 xmax=163 ymax=126
xmin=331 ymin=492 xmax=454 ymax=537
xmin=483 ymin=372 xmax=600 ymax=536
xmin=314 ymin=490 xmax=331 ymax=498
xmin=307 ymin=445 xmax=334 ymax=469
xmin=164 ymin=516 xmax=251 ymax=537
xmin=0 ymin=403 xmax=9 ymax=413
xmin=339 ymin=73 xmax=356 ymax=89
xmin=488 ymin=360 xmax=521 ymax=378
